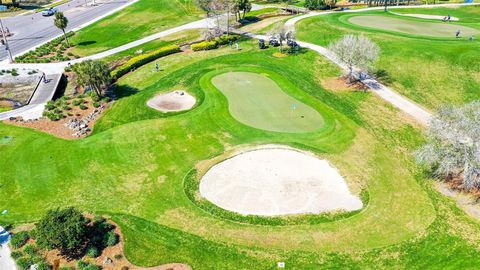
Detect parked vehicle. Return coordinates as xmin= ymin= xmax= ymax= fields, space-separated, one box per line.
xmin=269 ymin=38 xmax=280 ymax=47
xmin=42 ymin=7 xmax=58 ymax=16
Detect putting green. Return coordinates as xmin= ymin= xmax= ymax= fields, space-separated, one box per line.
xmin=348 ymin=15 xmax=479 ymax=37
xmin=211 ymin=71 xmax=324 ymax=133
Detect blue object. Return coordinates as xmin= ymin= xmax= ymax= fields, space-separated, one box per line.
xmin=465 ymin=0 xmax=473 ymax=3
xmin=0 ymin=5 xmax=7 ymax=11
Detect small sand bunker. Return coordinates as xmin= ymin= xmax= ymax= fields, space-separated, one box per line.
xmin=199 ymin=146 xmax=363 ymax=216
xmin=147 ymin=90 xmax=195 ymax=112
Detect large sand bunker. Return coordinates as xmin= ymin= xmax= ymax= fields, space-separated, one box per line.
xmin=147 ymin=90 xmax=196 ymax=112
xmin=199 ymin=146 xmax=363 ymax=216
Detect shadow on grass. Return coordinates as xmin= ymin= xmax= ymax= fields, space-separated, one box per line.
xmin=77 ymin=41 xmax=97 ymax=46
xmin=374 ymin=69 xmax=394 ymax=85
xmin=112 ymin=84 xmax=139 ymax=100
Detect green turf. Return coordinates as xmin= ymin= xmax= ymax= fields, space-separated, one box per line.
xmin=2 ymin=40 xmax=480 ymax=268
xmin=296 ymin=6 xmax=480 ymax=109
xmin=210 ymin=71 xmax=324 ymax=133
xmin=348 ymin=15 xmax=479 ymax=37
xmin=69 ymin=0 xmax=203 ymax=56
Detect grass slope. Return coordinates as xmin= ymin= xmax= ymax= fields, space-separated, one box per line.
xmin=69 ymin=0 xmax=203 ymax=56
xmin=1 ymin=41 xmax=479 ymax=268
xmin=296 ymin=6 xmax=480 ymax=109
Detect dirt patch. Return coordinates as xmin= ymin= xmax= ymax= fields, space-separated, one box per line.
xmin=5 ymin=97 xmax=110 ymax=139
xmin=147 ymin=90 xmax=196 ymax=113
xmin=320 ymin=77 xmax=368 ymax=92
xmin=272 ymin=52 xmax=287 ymax=58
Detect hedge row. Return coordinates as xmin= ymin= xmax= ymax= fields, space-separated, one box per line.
xmin=191 ymin=35 xmax=239 ymax=51
xmin=111 ymin=45 xmax=181 ymax=79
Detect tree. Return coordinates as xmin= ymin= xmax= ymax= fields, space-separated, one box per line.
xmin=54 ymin=12 xmax=70 ymax=46
xmin=415 ymin=102 xmax=480 ymax=190
xmin=328 ymin=34 xmax=379 ymax=83
xmin=72 ymin=60 xmax=112 ymax=97
xmin=36 ymin=207 xmax=88 ymax=258
xmin=235 ymin=0 xmax=251 ymax=20
xmin=268 ymin=23 xmax=295 ymax=52
xmin=196 ymin=0 xmax=214 ymax=17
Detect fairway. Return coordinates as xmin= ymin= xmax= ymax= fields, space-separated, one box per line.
xmin=211 ymin=71 xmax=324 ymax=133
xmin=348 ymin=15 xmax=479 ymax=37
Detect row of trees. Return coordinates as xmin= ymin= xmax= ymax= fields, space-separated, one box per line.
xmin=304 ymin=0 xmax=337 ymax=10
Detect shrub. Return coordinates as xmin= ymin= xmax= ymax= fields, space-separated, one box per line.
xmin=28 ymin=229 xmax=37 ymax=240
xmin=36 ymin=261 xmax=52 ymax=270
xmin=79 ymin=104 xmax=88 ymax=110
xmin=214 ymin=34 xmax=239 ymax=46
xmin=121 ymin=266 xmax=129 ymax=270
xmin=86 ymin=246 xmax=100 ymax=258
xmin=92 ymin=101 xmax=100 ymax=108
xmin=191 ymin=41 xmax=218 ymax=52
xmin=60 ymin=267 xmax=74 ymax=270
xmin=72 ymin=99 xmax=81 ymax=106
xmin=10 ymin=250 xmax=24 ymax=259
xmin=10 ymin=231 xmax=29 ymax=249
xmin=45 ymin=101 xmax=56 ymax=111
xmin=23 ymin=244 xmax=37 ymax=256
xmin=36 ymin=207 xmax=88 ymax=258
xmin=114 ymin=254 xmax=122 ymax=260
xmin=77 ymin=261 xmax=100 ymax=270
xmin=62 ymin=105 xmax=72 ymax=110
xmin=111 ymin=45 xmax=180 ymax=79
xmin=16 ymin=257 xmax=30 ymax=270
xmin=54 ymin=108 xmax=63 ymax=114
xmin=105 ymin=231 xmax=119 ymax=247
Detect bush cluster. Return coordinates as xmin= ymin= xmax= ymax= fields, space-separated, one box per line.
xmin=111 ymin=45 xmax=181 ymax=79
xmin=192 ymin=34 xmax=239 ymax=52
xmin=15 ymin=32 xmax=79 ymax=63
xmin=304 ymin=0 xmax=329 ymax=10
xmin=10 ymin=231 xmax=30 ymax=249
xmin=14 ymin=244 xmax=50 ymax=270
xmin=191 ymin=40 xmax=218 ymax=51
xmin=43 ymin=95 xmax=91 ymax=121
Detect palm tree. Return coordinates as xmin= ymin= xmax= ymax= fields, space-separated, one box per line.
xmin=54 ymin=12 xmax=69 ymax=46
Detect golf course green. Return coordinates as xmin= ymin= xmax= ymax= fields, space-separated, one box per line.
xmin=297 ymin=6 xmax=480 ymax=109
xmin=210 ymin=70 xmax=324 ymax=133
xmin=348 ymin=15 xmax=479 ymax=37
xmin=2 ymin=5 xmax=480 ymax=267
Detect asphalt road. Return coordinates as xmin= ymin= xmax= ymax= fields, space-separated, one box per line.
xmin=0 ymin=0 xmax=134 ymax=61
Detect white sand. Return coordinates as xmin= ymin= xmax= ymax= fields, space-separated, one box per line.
xmin=147 ymin=90 xmax=196 ymax=113
xmin=199 ymin=146 xmax=363 ymax=216
xmin=392 ymin=12 xmax=459 ymax=21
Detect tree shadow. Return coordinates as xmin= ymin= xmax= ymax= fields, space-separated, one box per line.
xmin=374 ymin=69 xmax=394 ymax=85
xmin=77 ymin=41 xmax=97 ymax=46
xmin=111 ymin=84 xmax=139 ymax=100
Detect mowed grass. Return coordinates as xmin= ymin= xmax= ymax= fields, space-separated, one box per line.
xmin=69 ymin=0 xmax=203 ymax=56
xmin=348 ymin=15 xmax=479 ymax=37
xmin=210 ymin=71 xmax=324 ymax=133
xmin=296 ymin=6 xmax=480 ymax=109
xmin=2 ymin=41 xmax=480 ymax=268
